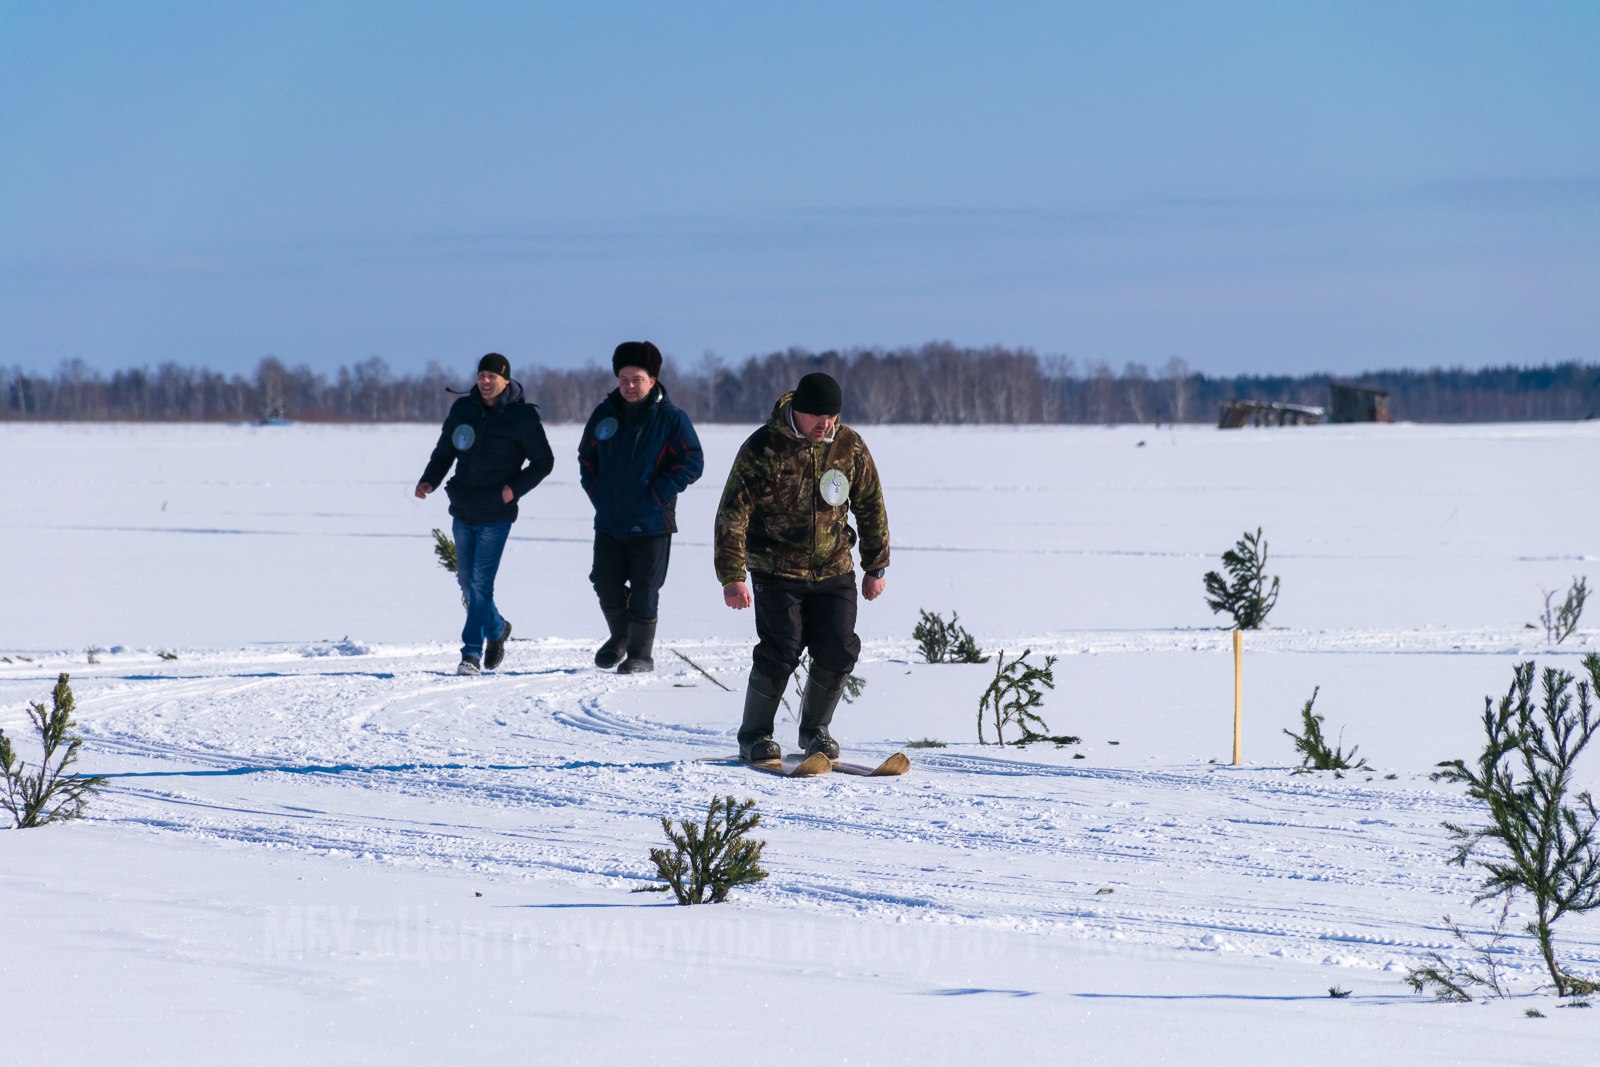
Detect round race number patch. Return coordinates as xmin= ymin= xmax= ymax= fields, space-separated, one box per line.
xmin=818 ymin=468 xmax=849 ymax=506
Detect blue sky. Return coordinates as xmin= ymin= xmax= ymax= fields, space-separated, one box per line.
xmin=2 ymin=0 xmax=1596 ymax=377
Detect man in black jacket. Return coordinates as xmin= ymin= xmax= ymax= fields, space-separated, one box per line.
xmin=416 ymin=353 xmax=554 ymax=675
xmin=577 ymin=341 xmax=704 ymax=673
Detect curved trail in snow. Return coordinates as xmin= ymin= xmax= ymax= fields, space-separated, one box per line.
xmin=7 ymin=629 xmax=1594 ymax=990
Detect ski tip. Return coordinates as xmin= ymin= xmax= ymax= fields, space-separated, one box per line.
xmin=873 ymin=752 xmax=911 ymax=776
xmin=790 ymin=751 xmax=834 ymax=777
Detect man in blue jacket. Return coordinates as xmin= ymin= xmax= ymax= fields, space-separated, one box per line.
xmin=578 ymin=341 xmax=704 ymax=673
xmin=416 ymin=353 xmax=554 ymax=675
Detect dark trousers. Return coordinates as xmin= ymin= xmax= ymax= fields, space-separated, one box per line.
xmin=590 ymin=531 xmax=671 ymax=621
xmin=750 ymin=571 xmax=860 ymax=683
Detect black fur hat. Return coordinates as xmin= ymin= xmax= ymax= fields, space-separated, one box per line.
xmin=612 ymin=341 xmax=662 ymax=379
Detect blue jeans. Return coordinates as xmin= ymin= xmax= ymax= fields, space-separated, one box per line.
xmin=453 ymin=518 xmax=511 ymax=661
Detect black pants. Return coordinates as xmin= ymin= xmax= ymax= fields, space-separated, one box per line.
xmin=590 ymin=531 xmax=672 ymax=621
xmin=750 ymin=571 xmax=860 ymax=682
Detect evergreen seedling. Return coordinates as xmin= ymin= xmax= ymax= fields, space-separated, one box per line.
xmin=1202 ymin=527 xmax=1280 ymax=629
xmin=635 ymin=795 xmax=768 ymax=905
xmin=912 ymin=609 xmax=989 ymax=664
xmin=978 ymin=649 xmax=1058 ymax=745
xmin=1538 ymin=576 xmax=1588 ymax=645
xmin=1284 ymin=687 xmax=1367 ymax=771
xmin=1432 ymin=655 xmax=1600 ymax=996
xmin=0 ymin=673 xmax=108 ymax=828
xmin=1406 ymin=895 xmax=1514 ymax=1002
xmin=431 ymin=528 xmax=458 ymax=573
xmin=783 ymin=653 xmax=866 ymax=716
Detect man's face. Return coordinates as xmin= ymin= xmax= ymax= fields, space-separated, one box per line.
xmin=477 ymin=371 xmax=508 ymax=402
xmin=792 ymin=409 xmax=837 ymax=442
xmin=617 ymin=367 xmax=656 ymax=404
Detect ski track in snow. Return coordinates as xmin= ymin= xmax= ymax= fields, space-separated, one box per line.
xmin=9 ymin=628 xmax=1597 ymax=992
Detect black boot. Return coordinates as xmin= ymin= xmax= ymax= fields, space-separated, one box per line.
xmin=737 ymin=669 xmax=786 ymax=762
xmin=484 ymin=618 xmax=512 ymax=671
xmin=594 ymin=607 xmax=629 ymax=669
xmin=799 ymin=666 xmax=846 ymax=759
xmin=617 ymin=617 xmax=657 ymax=674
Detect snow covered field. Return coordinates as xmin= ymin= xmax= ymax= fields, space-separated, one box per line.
xmin=3 ymin=418 xmax=1599 ymax=1065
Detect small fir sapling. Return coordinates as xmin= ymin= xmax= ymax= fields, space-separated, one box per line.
xmin=1203 ymin=527 xmax=1280 ymax=630
xmin=0 ymin=673 xmax=108 ymax=828
xmin=782 ymin=653 xmax=866 ymax=717
xmin=1535 ymin=576 xmax=1589 ymax=645
xmin=1406 ymin=894 xmax=1515 ymax=1002
xmin=431 ymin=528 xmax=458 ymax=573
xmin=1284 ymin=687 xmax=1368 ymax=771
xmin=912 ymin=609 xmax=989 ymax=664
xmin=634 ymin=795 xmax=768 ymax=905
xmin=431 ymin=528 xmax=467 ymax=606
xmin=978 ymin=649 xmax=1070 ymax=746
xmin=1430 ymin=655 xmax=1600 ymax=997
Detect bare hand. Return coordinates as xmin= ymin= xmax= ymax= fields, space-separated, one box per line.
xmin=501 ymin=485 xmax=514 ymax=504
xmin=863 ymin=574 xmax=887 ymax=601
xmin=723 ymin=581 xmax=752 ymax=610
xmin=415 ymin=483 xmax=433 ymax=499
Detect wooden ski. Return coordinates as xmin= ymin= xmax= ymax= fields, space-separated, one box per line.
xmin=697 ymin=752 xmax=834 ymax=777
xmin=831 ymin=752 xmax=911 ymax=777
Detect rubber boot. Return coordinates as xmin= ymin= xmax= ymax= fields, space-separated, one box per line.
xmin=594 ymin=607 xmax=629 ymax=669
xmin=737 ymin=669 xmax=786 ymax=762
xmin=617 ymin=617 xmax=657 ymax=674
xmin=798 ymin=666 xmax=847 ymax=759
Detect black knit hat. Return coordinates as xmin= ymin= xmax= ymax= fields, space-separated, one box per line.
xmin=477 ymin=352 xmax=511 ymax=379
xmin=792 ymin=372 xmax=842 ymax=416
xmin=612 ymin=341 xmax=662 ymax=379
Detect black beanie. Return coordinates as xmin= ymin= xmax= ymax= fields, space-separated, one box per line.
xmin=477 ymin=352 xmax=511 ymax=379
xmin=612 ymin=341 xmax=662 ymax=379
xmin=792 ymin=372 xmax=842 ymax=416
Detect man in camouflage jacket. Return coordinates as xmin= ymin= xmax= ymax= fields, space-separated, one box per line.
xmin=714 ymin=372 xmax=889 ymax=762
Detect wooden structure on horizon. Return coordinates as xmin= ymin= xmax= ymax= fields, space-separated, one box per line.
xmin=1217 ymin=381 xmax=1393 ymax=429
xmin=1216 ymin=399 xmax=1325 ymax=429
xmin=1329 ymin=383 xmax=1391 ymax=423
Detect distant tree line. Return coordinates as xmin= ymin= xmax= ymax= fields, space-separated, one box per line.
xmin=3 ymin=346 xmax=1596 ymax=424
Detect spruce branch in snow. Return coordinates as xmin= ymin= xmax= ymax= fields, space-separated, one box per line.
xmin=1431 ymin=655 xmax=1600 ymax=996
xmin=1537 ymin=576 xmax=1588 ymax=645
xmin=1405 ymin=894 xmax=1515 ymax=1002
xmin=1 ymin=673 xmax=108 ymax=828
xmin=783 ymin=653 xmax=867 ymax=717
xmin=978 ymin=649 xmax=1059 ymax=745
xmin=1202 ymin=527 xmax=1279 ymax=630
xmin=430 ymin=528 xmax=458 ymax=574
xmin=912 ymin=609 xmax=989 ymax=664
xmin=1284 ymin=687 xmax=1368 ymax=771
xmin=635 ymin=795 xmax=768 ymax=905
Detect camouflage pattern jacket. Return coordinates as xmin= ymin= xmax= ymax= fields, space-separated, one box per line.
xmin=714 ymin=393 xmax=890 ymax=586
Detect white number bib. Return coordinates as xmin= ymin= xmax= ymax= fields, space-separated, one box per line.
xmin=818 ymin=468 xmax=849 ymax=506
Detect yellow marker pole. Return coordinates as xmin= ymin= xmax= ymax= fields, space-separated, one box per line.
xmin=1232 ymin=629 xmax=1243 ymax=766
